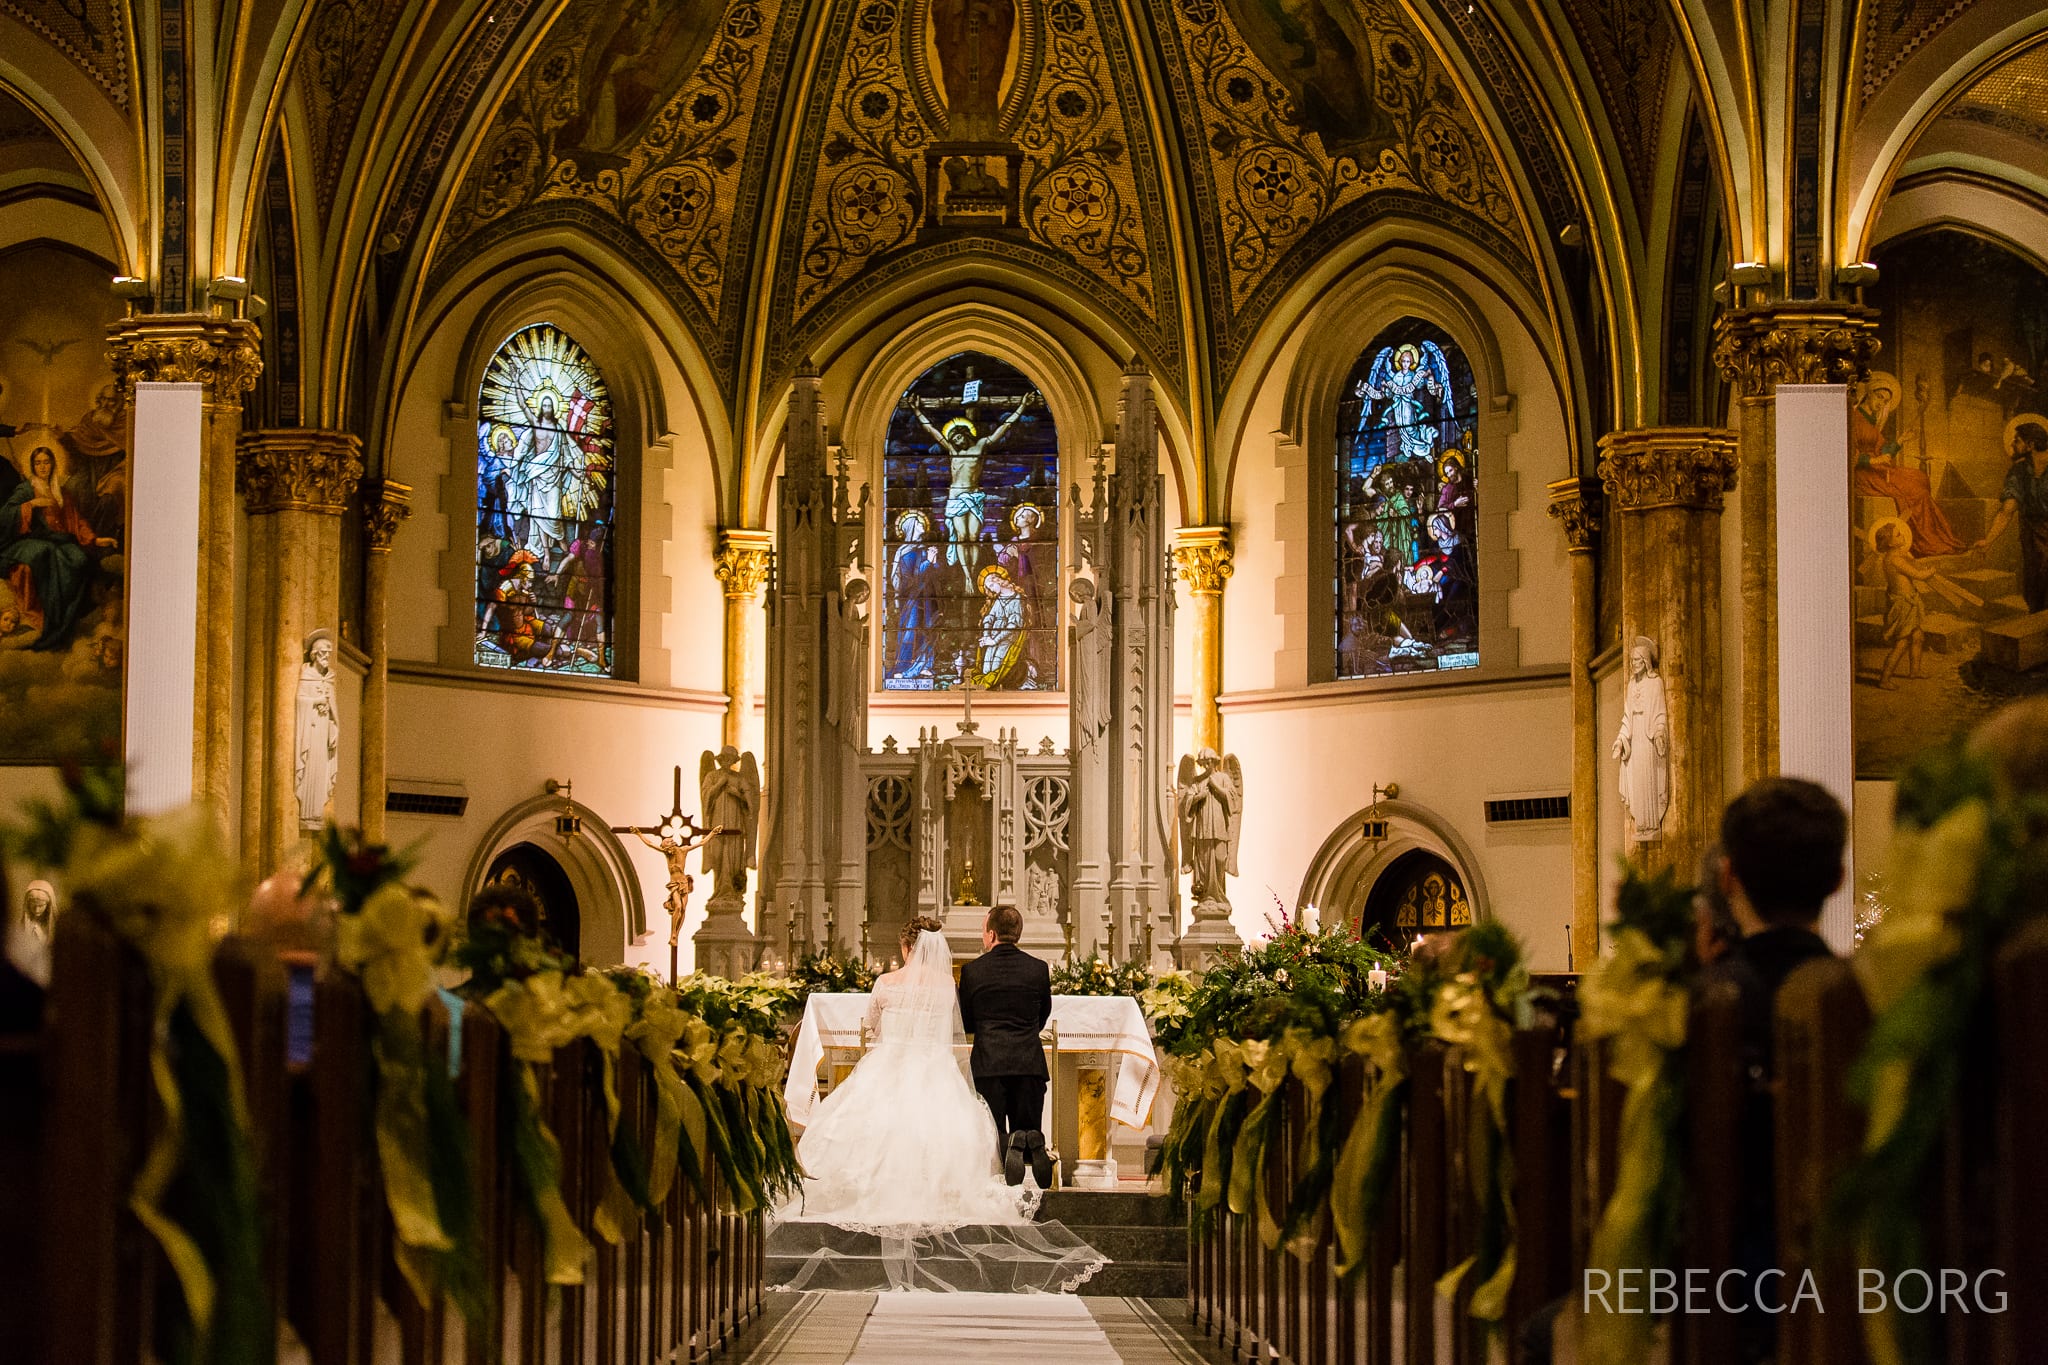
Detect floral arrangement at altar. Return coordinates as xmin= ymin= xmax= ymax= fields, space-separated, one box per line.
xmin=1050 ymin=950 xmax=1153 ymax=998
xmin=787 ymin=944 xmax=880 ymax=1003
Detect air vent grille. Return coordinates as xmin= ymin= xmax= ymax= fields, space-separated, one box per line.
xmin=385 ymin=782 xmax=468 ymax=818
xmin=1484 ymin=794 xmax=1570 ymax=823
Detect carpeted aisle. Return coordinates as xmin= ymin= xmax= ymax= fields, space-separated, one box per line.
xmin=844 ymin=1292 xmax=1120 ymax=1363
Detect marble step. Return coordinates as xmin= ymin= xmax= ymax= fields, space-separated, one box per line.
xmin=1073 ymin=1259 xmax=1189 ymax=1298
xmin=1033 ymin=1189 xmax=1186 ymax=1227
xmin=1049 ymin=1222 xmax=1187 ymax=1263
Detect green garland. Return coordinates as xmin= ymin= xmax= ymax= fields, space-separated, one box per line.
xmin=1833 ymin=741 xmax=2048 ymax=1365
xmin=1051 ymin=951 xmax=1154 ymax=997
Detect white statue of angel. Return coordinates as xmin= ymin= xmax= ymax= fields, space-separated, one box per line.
xmin=699 ymin=747 xmax=762 ymax=905
xmin=1176 ymin=748 xmax=1243 ymax=913
xmin=1356 ymin=339 xmax=1457 ymax=464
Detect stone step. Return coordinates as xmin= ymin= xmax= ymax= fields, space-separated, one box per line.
xmin=1074 ymin=1260 xmax=1188 ymax=1298
xmin=1050 ymin=1223 xmax=1186 ymax=1263
xmin=1033 ymin=1189 xmax=1186 ymax=1227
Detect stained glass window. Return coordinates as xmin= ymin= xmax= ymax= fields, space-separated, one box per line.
xmin=881 ymin=352 xmax=1059 ymax=690
xmin=1334 ymin=319 xmax=1479 ymax=678
xmin=474 ymin=324 xmax=616 ymax=676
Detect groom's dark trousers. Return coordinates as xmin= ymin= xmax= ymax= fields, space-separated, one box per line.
xmin=958 ymin=941 xmax=1053 ymax=1158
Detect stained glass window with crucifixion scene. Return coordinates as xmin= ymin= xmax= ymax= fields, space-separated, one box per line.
xmin=881 ymin=352 xmax=1059 ymax=691
xmin=1334 ymin=319 xmax=1479 ymax=678
xmin=474 ymin=323 xmax=616 ymax=677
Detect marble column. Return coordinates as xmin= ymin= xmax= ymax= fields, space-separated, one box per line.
xmin=360 ymin=480 xmax=412 ymax=844
xmin=1711 ymin=306 xmax=1878 ymax=782
xmin=105 ymin=314 xmax=263 ymax=834
xmin=1596 ymin=429 xmax=1738 ymax=879
xmin=236 ymin=429 xmax=364 ymax=874
xmin=1545 ymin=477 xmax=1602 ymax=969
xmin=1171 ymin=526 xmax=1234 ymax=752
xmin=713 ymin=529 xmax=774 ymax=750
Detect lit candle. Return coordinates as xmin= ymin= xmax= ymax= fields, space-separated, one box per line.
xmin=1369 ymin=967 xmax=1389 ymax=992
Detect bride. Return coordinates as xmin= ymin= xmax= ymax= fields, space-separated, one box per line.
xmin=777 ymin=916 xmax=1102 ymax=1291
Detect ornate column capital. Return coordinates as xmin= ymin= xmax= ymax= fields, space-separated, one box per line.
xmin=236 ymin=429 xmax=365 ymax=515
xmin=105 ymin=313 xmax=263 ymax=411
xmin=1171 ymin=525 xmax=1235 ymax=594
xmin=363 ymin=478 xmax=413 ymax=551
xmin=715 ymin=528 xmax=775 ymax=599
xmin=1597 ymin=428 xmax=1740 ymax=513
xmin=1545 ymin=476 xmax=1603 ymax=552
xmin=1710 ymin=304 xmax=1879 ymax=399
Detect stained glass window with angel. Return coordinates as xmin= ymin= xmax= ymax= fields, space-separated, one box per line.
xmin=881 ymin=352 xmax=1059 ymax=691
xmin=474 ymin=323 xmax=616 ymax=676
xmin=1334 ymin=319 xmax=1479 ymax=678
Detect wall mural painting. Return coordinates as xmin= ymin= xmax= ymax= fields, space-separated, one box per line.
xmin=0 ymin=246 xmax=126 ymax=762
xmin=882 ymin=351 xmax=1059 ymax=691
xmin=474 ymin=323 xmax=617 ymax=677
xmin=1853 ymin=230 xmax=2048 ymax=777
xmin=1334 ymin=318 xmax=1479 ymax=678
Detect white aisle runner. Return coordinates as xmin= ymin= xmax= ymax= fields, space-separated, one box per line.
xmin=845 ymin=1292 xmax=1121 ymax=1364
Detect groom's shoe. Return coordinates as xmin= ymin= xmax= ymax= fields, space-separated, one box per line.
xmin=1021 ymin=1131 xmax=1055 ymax=1190
xmin=1003 ymin=1134 xmax=1028 ymax=1186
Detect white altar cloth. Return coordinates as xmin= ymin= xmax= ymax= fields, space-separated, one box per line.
xmin=784 ymin=993 xmax=1160 ymax=1129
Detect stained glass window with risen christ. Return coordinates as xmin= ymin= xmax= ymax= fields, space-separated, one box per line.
xmin=881 ymin=352 xmax=1059 ymax=691
xmin=1334 ymin=319 xmax=1479 ymax=678
xmin=474 ymin=323 xmax=616 ymax=676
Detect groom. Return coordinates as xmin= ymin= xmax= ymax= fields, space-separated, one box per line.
xmin=958 ymin=903 xmax=1055 ymax=1188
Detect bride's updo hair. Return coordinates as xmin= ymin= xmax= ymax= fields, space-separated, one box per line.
xmin=899 ymin=914 xmax=945 ymax=957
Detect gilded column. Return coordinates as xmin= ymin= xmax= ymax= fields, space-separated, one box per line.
xmin=105 ymin=314 xmax=262 ymax=831
xmin=714 ymin=529 xmax=774 ymax=751
xmin=236 ymin=430 xmax=364 ymax=872
xmin=360 ymin=480 xmax=412 ymax=843
xmin=1546 ymin=477 xmax=1602 ymax=970
xmin=1711 ymin=306 xmax=1877 ymax=782
xmin=1171 ymin=526 xmax=1234 ymax=752
xmin=1597 ymin=429 xmax=1739 ymax=879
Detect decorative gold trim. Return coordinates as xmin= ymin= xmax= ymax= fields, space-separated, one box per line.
xmin=1544 ymin=476 xmax=1603 ymax=552
xmin=714 ymin=528 xmax=775 ymax=599
xmin=105 ymin=313 xmax=263 ymax=410
xmin=363 ymin=477 xmax=413 ymax=551
xmin=1170 ymin=525 xmax=1234 ymax=594
xmin=1710 ymin=305 xmax=1880 ymax=399
xmin=1596 ymin=428 xmax=1740 ymax=512
xmin=236 ymin=428 xmax=364 ymax=515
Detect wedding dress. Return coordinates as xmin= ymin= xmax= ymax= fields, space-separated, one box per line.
xmin=773 ymin=930 xmax=1104 ymax=1292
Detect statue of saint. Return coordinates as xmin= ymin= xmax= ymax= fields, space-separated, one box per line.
xmin=1612 ymin=635 xmax=1670 ymax=843
xmin=699 ymin=747 xmax=762 ymax=907
xmin=1176 ymin=748 xmax=1244 ymax=914
xmin=295 ymin=629 xmax=340 ymax=831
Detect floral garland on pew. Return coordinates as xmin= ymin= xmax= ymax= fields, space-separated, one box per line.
xmin=1159 ymin=923 xmax=1400 ymax=1257
xmin=306 ymin=827 xmax=487 ymax=1323
xmin=670 ymin=971 xmax=804 ymax=1214
xmin=1575 ymin=866 xmax=1697 ymax=1365
xmin=1329 ymin=951 xmax=1440 ymax=1276
xmin=6 ymin=767 xmax=267 ymax=1365
xmin=1428 ymin=921 xmax=1532 ymax=1327
xmin=1833 ymin=739 xmax=2048 ymax=1365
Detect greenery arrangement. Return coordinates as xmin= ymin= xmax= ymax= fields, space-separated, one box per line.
xmin=787 ymin=944 xmax=880 ymax=1001
xmin=1051 ymin=950 xmax=1153 ymax=997
xmin=6 ymin=767 xmax=268 ymax=1365
xmin=1833 ymin=739 xmax=2048 ymax=1365
xmin=1575 ymin=865 xmax=1697 ymax=1365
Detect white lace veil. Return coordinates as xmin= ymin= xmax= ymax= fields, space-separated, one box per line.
xmin=870 ymin=928 xmax=962 ymax=1046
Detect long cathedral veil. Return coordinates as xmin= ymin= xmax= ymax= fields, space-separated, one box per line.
xmin=771 ymin=930 xmax=1106 ymax=1293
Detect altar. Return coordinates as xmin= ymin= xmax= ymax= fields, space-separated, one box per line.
xmin=784 ymin=993 xmax=1161 ymax=1189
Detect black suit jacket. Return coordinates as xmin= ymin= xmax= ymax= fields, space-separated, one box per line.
xmin=957 ymin=943 xmax=1052 ymax=1080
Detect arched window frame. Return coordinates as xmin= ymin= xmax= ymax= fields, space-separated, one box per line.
xmin=1275 ymin=266 xmax=1521 ymax=692
xmin=437 ymin=290 xmax=666 ymax=689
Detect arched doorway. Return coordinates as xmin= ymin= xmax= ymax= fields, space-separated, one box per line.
xmin=484 ymin=842 xmax=581 ymax=959
xmin=1358 ymin=849 xmax=1472 ymax=948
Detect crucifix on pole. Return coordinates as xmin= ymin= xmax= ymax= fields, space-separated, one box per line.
xmin=611 ymin=765 xmax=720 ymax=985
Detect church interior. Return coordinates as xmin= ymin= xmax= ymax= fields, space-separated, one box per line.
xmin=3 ymin=0 xmax=2048 ymax=1361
